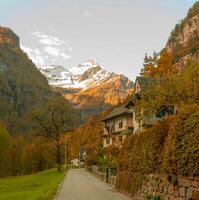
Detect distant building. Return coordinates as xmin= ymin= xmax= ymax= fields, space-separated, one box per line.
xmin=79 ymin=148 xmax=87 ymax=167
xmin=70 ymin=158 xmax=80 ymax=167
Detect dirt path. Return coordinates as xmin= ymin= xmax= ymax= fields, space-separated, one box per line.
xmin=55 ymin=168 xmax=131 ymax=200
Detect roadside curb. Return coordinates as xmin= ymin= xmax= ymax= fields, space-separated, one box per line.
xmin=53 ymin=169 xmax=69 ymax=200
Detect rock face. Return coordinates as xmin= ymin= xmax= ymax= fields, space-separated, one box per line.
xmin=165 ymin=2 xmax=199 ymax=68
xmin=166 ymin=14 xmax=199 ymax=53
xmin=64 ymin=73 xmax=133 ymax=111
xmin=0 ymin=27 xmax=19 ymax=47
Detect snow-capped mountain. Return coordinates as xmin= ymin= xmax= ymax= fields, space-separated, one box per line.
xmin=20 ymin=31 xmax=133 ymax=92
xmin=39 ymin=60 xmax=130 ymax=90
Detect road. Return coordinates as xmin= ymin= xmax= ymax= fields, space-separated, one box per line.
xmin=55 ymin=169 xmax=131 ymax=200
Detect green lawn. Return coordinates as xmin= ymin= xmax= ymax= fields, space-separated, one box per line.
xmin=0 ymin=168 xmax=67 ymax=200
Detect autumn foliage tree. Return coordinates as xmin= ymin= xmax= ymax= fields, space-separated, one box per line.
xmin=140 ymin=52 xmax=158 ymax=77
xmin=140 ymin=50 xmax=176 ymax=78
xmin=31 ymin=96 xmax=79 ymax=171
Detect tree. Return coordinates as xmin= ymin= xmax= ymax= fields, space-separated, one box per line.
xmin=31 ymin=96 xmax=79 ymax=171
xmin=0 ymin=123 xmax=11 ymax=177
xmin=156 ymin=50 xmax=176 ymax=76
xmin=140 ymin=52 xmax=158 ymax=77
xmin=140 ymin=50 xmax=177 ymax=78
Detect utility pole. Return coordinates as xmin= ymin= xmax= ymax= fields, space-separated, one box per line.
xmin=64 ymin=136 xmax=67 ymax=168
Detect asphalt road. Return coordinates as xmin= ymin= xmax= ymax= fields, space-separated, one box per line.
xmin=55 ymin=168 xmax=131 ymax=200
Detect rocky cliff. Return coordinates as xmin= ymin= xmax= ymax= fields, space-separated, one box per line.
xmin=166 ymin=2 xmax=199 ymax=69
xmin=64 ymin=73 xmax=133 ymax=117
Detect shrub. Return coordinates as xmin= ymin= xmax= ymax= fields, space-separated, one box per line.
xmin=162 ymin=105 xmax=199 ymax=176
xmin=116 ymin=105 xmax=199 ymax=196
xmin=145 ymin=194 xmax=161 ymax=200
xmin=116 ymin=117 xmax=172 ymax=195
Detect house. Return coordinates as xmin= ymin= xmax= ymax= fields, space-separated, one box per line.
xmin=102 ymin=76 xmax=176 ymax=150
xmin=78 ymin=148 xmax=87 ymax=167
xmin=102 ymin=105 xmax=133 ymax=148
xmin=126 ymin=76 xmax=176 ymax=134
xmin=70 ymin=158 xmax=80 ymax=167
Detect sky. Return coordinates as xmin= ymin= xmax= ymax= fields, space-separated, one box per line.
xmin=0 ymin=0 xmax=197 ymax=81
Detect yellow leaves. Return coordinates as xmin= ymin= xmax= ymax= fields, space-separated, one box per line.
xmin=141 ymin=50 xmax=177 ymax=78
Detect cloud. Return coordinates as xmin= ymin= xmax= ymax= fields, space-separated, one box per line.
xmin=60 ymin=53 xmax=72 ymax=59
xmin=21 ymin=31 xmax=72 ymax=67
xmin=32 ymin=31 xmax=72 ymax=51
xmin=21 ymin=45 xmax=45 ymax=66
xmin=44 ymin=46 xmax=60 ymax=57
xmin=44 ymin=46 xmax=72 ymax=60
xmin=83 ymin=11 xmax=94 ymax=16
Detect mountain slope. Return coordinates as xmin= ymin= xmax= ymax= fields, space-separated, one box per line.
xmin=39 ymin=60 xmax=131 ymax=90
xmin=166 ymin=2 xmax=199 ymax=68
xmin=0 ymin=27 xmax=51 ymax=134
xmin=37 ymin=60 xmax=134 ymax=116
xmin=64 ymin=72 xmax=134 ymax=117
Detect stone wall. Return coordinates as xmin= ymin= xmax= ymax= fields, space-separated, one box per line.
xmin=132 ymin=174 xmax=199 ymax=200
xmin=91 ymin=170 xmax=117 ymax=188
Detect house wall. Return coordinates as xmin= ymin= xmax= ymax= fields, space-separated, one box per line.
xmin=103 ymin=115 xmax=133 ymax=148
xmin=127 ymin=117 xmax=133 ymax=128
xmin=104 ymin=116 xmax=129 ymax=134
xmin=103 ymin=137 xmax=112 ymax=148
xmin=114 ymin=117 xmax=128 ymax=133
xmin=135 ymin=81 xmax=141 ymax=94
xmin=133 ymin=113 xmax=141 ymax=134
xmin=132 ymin=108 xmax=158 ymax=134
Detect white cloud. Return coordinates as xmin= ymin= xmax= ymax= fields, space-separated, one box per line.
xmin=39 ymin=38 xmax=61 ymax=46
xmin=60 ymin=52 xmax=72 ymax=59
xmin=21 ymin=45 xmax=45 ymax=66
xmin=44 ymin=46 xmax=60 ymax=57
xmin=21 ymin=31 xmax=72 ymax=67
xmin=32 ymin=31 xmax=72 ymax=51
xmin=83 ymin=11 xmax=94 ymax=16
xmin=68 ymin=47 xmax=73 ymax=51
xmin=44 ymin=46 xmax=72 ymax=60
xmin=21 ymin=45 xmax=32 ymax=54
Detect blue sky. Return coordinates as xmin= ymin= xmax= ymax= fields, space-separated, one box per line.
xmin=0 ymin=0 xmax=197 ymax=81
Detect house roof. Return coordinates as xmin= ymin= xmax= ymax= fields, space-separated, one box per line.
xmin=125 ymin=76 xmax=155 ymax=108
xmin=125 ymin=93 xmax=141 ymax=108
xmin=135 ymin=76 xmax=155 ymax=93
xmin=102 ymin=105 xmax=132 ymax=122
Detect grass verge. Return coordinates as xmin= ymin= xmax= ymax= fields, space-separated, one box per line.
xmin=0 ymin=168 xmax=68 ymax=200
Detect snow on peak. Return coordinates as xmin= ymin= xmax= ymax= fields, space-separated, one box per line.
xmin=69 ymin=60 xmax=101 ymax=75
xmin=37 ymin=60 xmax=125 ymax=90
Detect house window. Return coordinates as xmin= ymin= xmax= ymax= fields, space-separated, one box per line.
xmin=111 ymin=125 xmax=115 ymax=133
xmin=106 ymin=126 xmax=110 ymax=133
xmin=119 ymin=122 xmax=123 ymax=129
xmin=106 ymin=138 xmax=110 ymax=145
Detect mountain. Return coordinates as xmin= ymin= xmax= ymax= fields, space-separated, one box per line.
xmin=34 ymin=60 xmax=134 ymax=117
xmin=0 ymin=27 xmax=52 ymax=134
xmin=20 ymin=31 xmax=134 ymax=116
xmin=39 ymin=60 xmax=132 ymax=90
xmin=166 ymin=2 xmax=199 ymax=69
xmin=64 ymin=71 xmax=133 ymax=115
xmin=45 ymin=60 xmax=133 ymax=115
